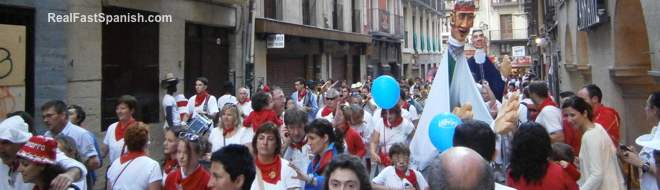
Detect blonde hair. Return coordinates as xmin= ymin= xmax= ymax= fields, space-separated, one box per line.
xmin=219 ymin=104 xmax=242 ymax=128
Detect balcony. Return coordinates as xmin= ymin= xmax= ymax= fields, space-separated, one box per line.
xmin=492 ymin=0 xmax=523 ymax=8
xmin=368 ymin=8 xmax=404 ymax=39
xmin=488 ymin=29 xmax=528 ymax=41
xmin=577 ymin=0 xmax=609 ymax=31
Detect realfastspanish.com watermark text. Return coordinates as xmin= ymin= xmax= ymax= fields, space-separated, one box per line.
xmin=48 ymin=12 xmax=173 ymax=24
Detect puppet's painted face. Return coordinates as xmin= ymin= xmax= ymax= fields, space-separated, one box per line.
xmin=451 ymin=12 xmax=475 ymax=43
xmin=472 ymin=31 xmax=487 ymax=49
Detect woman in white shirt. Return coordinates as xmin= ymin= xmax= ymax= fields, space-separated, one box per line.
xmin=251 ymin=123 xmax=304 ymax=190
xmin=107 ymin=122 xmax=162 ymax=190
xmin=103 ymin=95 xmax=138 ymax=164
xmin=209 ymin=104 xmax=254 ymax=152
xmin=561 ymin=96 xmax=624 ymax=190
xmin=369 ymin=106 xmax=415 ymax=177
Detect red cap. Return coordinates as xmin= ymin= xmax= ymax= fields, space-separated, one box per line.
xmin=17 ymin=136 xmax=58 ymax=165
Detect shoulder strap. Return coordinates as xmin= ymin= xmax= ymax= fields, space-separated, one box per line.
xmin=112 ymin=158 xmax=137 ymax=188
xmin=203 ymin=96 xmax=209 ymax=112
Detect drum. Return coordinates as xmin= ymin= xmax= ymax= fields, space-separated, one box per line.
xmin=188 ymin=114 xmax=212 ymax=135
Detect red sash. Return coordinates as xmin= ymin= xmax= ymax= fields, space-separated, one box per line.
xmin=164 ymin=166 xmax=211 ymax=190
xmin=119 ymin=150 xmax=145 ymax=164
xmin=115 ymin=118 xmax=136 ymax=141
xmin=396 ymin=169 xmax=419 ymax=190
xmin=255 ymin=156 xmax=282 ymax=184
xmin=321 ymin=106 xmax=334 ymax=117
xmin=194 ymin=91 xmax=209 ymax=107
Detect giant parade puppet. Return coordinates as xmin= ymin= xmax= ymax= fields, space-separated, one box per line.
xmin=409 ymin=0 xmax=518 ymax=171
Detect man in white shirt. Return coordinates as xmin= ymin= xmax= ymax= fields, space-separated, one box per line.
xmin=0 ymin=116 xmax=88 ymax=190
xmin=237 ymin=87 xmax=253 ymax=118
xmin=281 ymin=108 xmax=311 ymax=172
xmin=41 ymin=101 xmax=101 ymax=174
xmin=527 ymin=81 xmax=564 ymax=143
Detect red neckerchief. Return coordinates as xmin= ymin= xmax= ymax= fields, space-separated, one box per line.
xmin=313 ymin=149 xmax=334 ymax=174
xmin=321 ymin=106 xmax=334 ymax=117
xmin=290 ymin=139 xmax=307 ymax=151
xmin=298 ymin=89 xmax=307 ymax=101
xmin=115 ymin=118 xmax=136 ymax=141
xmin=537 ymin=98 xmax=557 ymax=111
xmin=395 ymin=168 xmax=419 ymax=190
xmin=255 ymin=155 xmax=282 ymax=184
xmin=163 ymin=158 xmax=178 ymax=175
xmin=194 ymin=91 xmax=209 ymax=107
xmin=239 ymin=98 xmax=251 ymax=105
xmin=119 ymin=150 xmax=145 ymax=164
xmin=243 ymin=109 xmax=283 ymax=131
xmin=223 ymin=126 xmax=236 ymax=136
xmin=402 ymin=101 xmax=410 ymax=110
xmin=164 ymin=165 xmax=211 ymax=190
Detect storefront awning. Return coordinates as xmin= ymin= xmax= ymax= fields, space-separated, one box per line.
xmin=255 ymin=18 xmax=371 ymax=44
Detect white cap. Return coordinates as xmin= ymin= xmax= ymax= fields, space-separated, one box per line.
xmin=0 ymin=116 xmax=32 ymax=143
xmin=636 ymin=131 xmax=660 ymax=150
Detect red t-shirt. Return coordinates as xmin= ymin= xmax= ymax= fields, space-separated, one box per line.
xmin=562 ymin=118 xmax=582 ymax=156
xmin=593 ymin=105 xmax=621 ymax=145
xmin=243 ymin=109 xmax=284 ymax=131
xmin=163 ymin=166 xmax=211 ymax=190
xmin=343 ymin=127 xmax=366 ymax=158
xmin=507 ymin=162 xmax=578 ymax=190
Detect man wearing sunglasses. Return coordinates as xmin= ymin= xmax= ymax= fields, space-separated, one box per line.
xmin=316 ymin=88 xmax=341 ymax=122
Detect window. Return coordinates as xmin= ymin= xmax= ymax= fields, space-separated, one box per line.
xmin=303 ymin=0 xmax=311 ymax=25
xmin=264 ymin=0 xmax=277 ymax=19
xmin=500 ymin=14 xmax=513 ymax=39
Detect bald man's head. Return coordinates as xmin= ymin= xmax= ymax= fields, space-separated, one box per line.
xmin=428 ymin=147 xmax=494 ymax=190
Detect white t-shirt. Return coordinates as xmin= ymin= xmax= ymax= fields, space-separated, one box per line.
xmin=208 ymin=126 xmax=255 ymax=153
xmin=373 ymin=118 xmax=415 ymax=155
xmin=354 ymin=110 xmax=374 ymax=146
xmin=372 ymin=166 xmax=429 ymax=190
xmin=103 ymin=122 xmax=126 ymax=164
xmin=535 ymin=106 xmax=563 ymax=134
xmin=188 ymin=94 xmax=219 ymax=119
xmin=282 ymin=144 xmax=312 ymax=174
xmin=315 ymin=106 xmax=335 ymax=122
xmin=250 ymin=159 xmax=304 ymax=190
xmin=218 ymin=94 xmax=239 ymax=109
xmin=238 ymin=101 xmax=254 ymax=118
xmin=162 ymin=94 xmax=181 ymax=128
xmin=107 ymin=156 xmax=162 ymax=190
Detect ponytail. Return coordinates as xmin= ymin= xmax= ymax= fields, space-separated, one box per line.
xmin=306 ymin=119 xmax=344 ymax=153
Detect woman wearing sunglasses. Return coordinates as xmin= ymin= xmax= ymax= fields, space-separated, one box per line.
xmin=209 ymin=103 xmax=255 ymax=153
xmin=251 ymin=123 xmax=304 ymax=190
xmin=164 ymin=131 xmax=212 ymax=190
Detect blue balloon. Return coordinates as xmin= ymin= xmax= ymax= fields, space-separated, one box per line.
xmin=371 ymin=75 xmax=400 ymax=109
xmin=428 ymin=113 xmax=462 ymax=152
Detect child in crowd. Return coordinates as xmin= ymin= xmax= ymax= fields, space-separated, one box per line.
xmin=550 ymin=143 xmax=581 ymax=182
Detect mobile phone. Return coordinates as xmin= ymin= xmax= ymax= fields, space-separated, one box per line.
xmin=619 ymin=144 xmax=631 ymax=152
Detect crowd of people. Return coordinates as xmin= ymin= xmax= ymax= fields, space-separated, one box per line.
xmin=2 ymin=68 xmax=660 ymax=190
